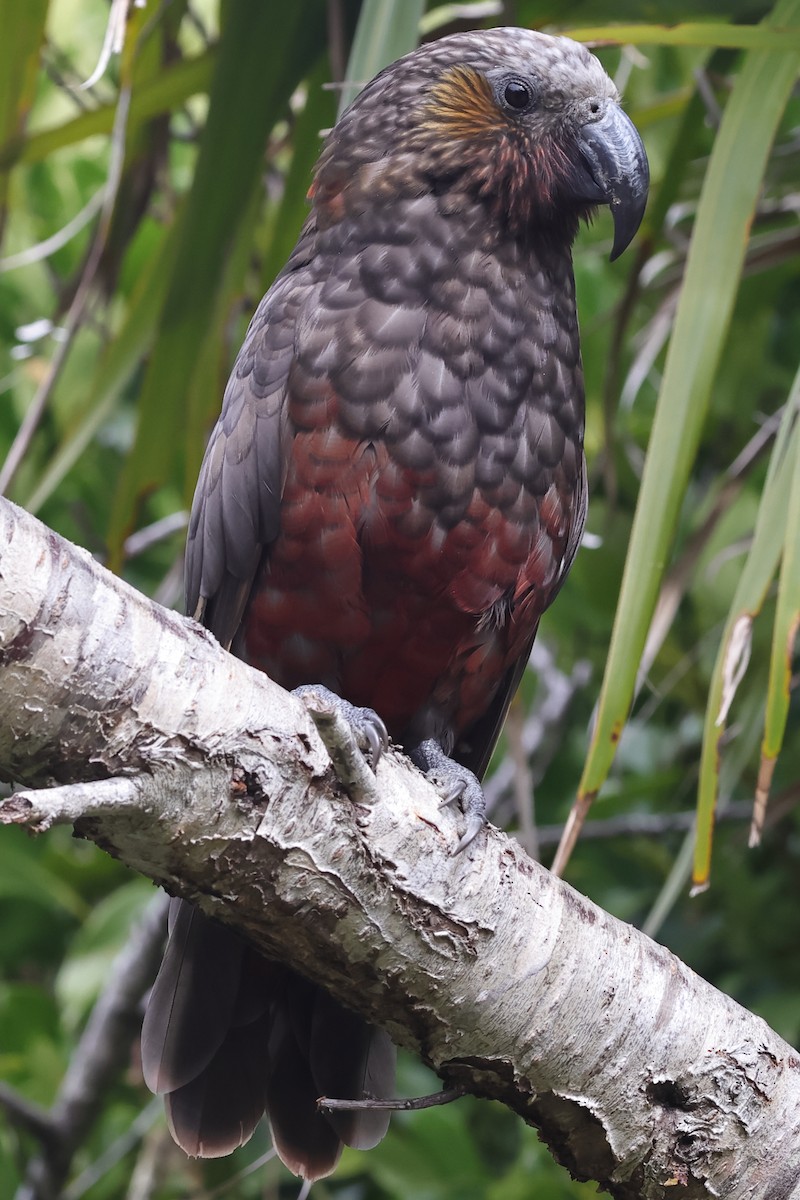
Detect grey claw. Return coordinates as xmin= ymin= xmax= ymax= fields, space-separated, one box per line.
xmin=452 ymin=813 xmax=485 ymax=856
xmin=439 ymin=780 xmax=466 ymax=809
xmin=364 ymin=715 xmax=389 ymax=769
xmin=409 ymin=739 xmax=486 ymax=853
xmin=293 ymin=684 xmax=388 ymax=771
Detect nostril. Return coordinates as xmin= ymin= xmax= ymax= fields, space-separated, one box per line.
xmin=589 ymin=101 xmax=601 ymax=115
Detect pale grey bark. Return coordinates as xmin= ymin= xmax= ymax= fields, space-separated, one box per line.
xmin=1 ymin=494 xmax=800 ymax=1199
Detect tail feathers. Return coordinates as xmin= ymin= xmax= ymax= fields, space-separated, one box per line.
xmin=141 ymin=898 xmax=245 ymax=1094
xmin=309 ymin=988 xmax=396 ymax=1150
xmin=266 ymin=1004 xmax=343 ymax=1181
xmin=142 ymin=900 xmax=397 ymax=1179
xmin=265 ymin=976 xmax=397 ymax=1176
xmin=165 ymin=1013 xmax=270 ymax=1158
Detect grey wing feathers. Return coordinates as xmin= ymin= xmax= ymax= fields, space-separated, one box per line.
xmin=554 ymin=450 xmax=588 ymax=597
xmin=184 ymin=227 xmax=316 ymax=645
xmin=143 ymin=901 xmax=276 ymax=1159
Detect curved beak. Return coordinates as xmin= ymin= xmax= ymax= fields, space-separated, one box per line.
xmin=578 ymin=104 xmax=649 ymax=261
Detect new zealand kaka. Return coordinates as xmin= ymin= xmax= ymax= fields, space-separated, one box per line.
xmin=141 ymin=27 xmax=648 ymax=1181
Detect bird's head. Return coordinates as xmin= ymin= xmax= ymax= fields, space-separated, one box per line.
xmin=314 ymin=27 xmax=648 ymax=259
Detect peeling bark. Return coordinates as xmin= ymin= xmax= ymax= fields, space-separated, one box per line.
xmin=1 ymin=496 xmax=800 ymax=1198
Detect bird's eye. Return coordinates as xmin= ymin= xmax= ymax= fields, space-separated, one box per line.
xmin=502 ymin=79 xmax=533 ymax=112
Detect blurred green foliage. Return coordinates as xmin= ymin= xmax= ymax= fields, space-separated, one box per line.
xmin=0 ymin=0 xmax=798 ymax=1196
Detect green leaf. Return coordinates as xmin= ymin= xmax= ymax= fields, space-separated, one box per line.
xmin=0 ymin=831 xmax=87 ymax=918
xmin=693 ymin=394 xmax=799 ymax=888
xmin=0 ymin=0 xmax=48 ymax=239
xmin=0 ymin=983 xmax=63 ymax=1100
xmin=55 ymin=879 xmax=154 ymax=1029
xmin=564 ymin=21 xmax=800 ymax=49
xmin=107 ymin=0 xmax=328 ymax=558
xmin=572 ymin=0 xmax=800 ymax=845
xmin=0 ymin=48 xmax=214 ymax=172
xmin=337 ymin=0 xmax=425 ymax=116
xmin=22 ymin=216 xmax=181 ymax=514
xmin=755 ymin=392 xmax=800 ymax=830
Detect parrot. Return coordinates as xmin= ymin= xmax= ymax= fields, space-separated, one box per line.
xmin=141 ymin=26 xmax=648 ymax=1181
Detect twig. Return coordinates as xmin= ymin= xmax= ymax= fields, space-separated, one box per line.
xmin=302 ymin=692 xmax=382 ymax=805
xmin=42 ymin=45 xmax=96 ymax=111
xmin=15 ymin=894 xmax=168 ymax=1200
xmin=152 ymin=556 xmax=185 ymax=610
xmin=0 ymin=1085 xmax=57 ymax=1147
xmin=319 ymin=1087 xmax=465 ymax=1114
xmin=326 ymin=0 xmax=346 ymax=84
xmin=693 ymin=66 xmax=723 ymax=129
xmin=644 ymin=405 xmax=780 ymax=682
xmin=536 ymin=801 xmax=755 ymax=849
xmin=124 ymin=1123 xmax=167 ymax=1200
xmin=183 ymin=4 xmax=211 ymax=46
xmin=80 ymin=0 xmax=142 ymax=91
xmin=598 ymin=239 xmax=649 ymax=508
xmin=122 ymin=511 xmax=188 ymax=560
xmin=0 ymin=190 xmax=107 ymax=272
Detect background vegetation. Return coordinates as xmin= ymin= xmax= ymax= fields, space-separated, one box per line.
xmin=1 ymin=0 xmax=798 ymax=1196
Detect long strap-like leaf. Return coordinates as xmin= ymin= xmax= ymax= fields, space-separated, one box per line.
xmin=552 ymin=0 xmax=800 ymax=876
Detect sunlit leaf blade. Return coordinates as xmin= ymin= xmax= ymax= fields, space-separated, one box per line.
xmin=22 ymin=219 xmax=181 ymax=515
xmin=752 ymin=388 xmax=800 ymax=846
xmin=0 ymin=48 xmax=214 ymax=172
xmin=600 ymin=79 xmax=708 ymax=481
xmin=337 ymin=0 xmax=425 ymax=116
xmin=565 ymin=22 xmax=800 ymax=50
xmin=693 ymin=392 xmax=800 ymax=889
xmin=107 ymin=0 xmax=327 ymax=560
xmin=0 ymin=0 xmax=47 ymax=138
xmin=555 ymin=0 xmax=800 ymax=876
xmin=420 ymin=3 xmax=503 ymax=36
xmin=0 ymin=0 xmax=48 ymax=240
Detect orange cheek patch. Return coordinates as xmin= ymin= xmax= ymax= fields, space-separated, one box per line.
xmin=423 ymin=66 xmax=503 ymax=140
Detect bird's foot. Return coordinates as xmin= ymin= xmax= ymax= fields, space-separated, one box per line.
xmin=293 ymin=685 xmax=389 ymax=768
xmin=409 ymin=740 xmax=486 ymax=854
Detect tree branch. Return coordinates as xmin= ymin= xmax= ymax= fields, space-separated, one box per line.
xmin=2 ymin=495 xmax=800 ymax=1198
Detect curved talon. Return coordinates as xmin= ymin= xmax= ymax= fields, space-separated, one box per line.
xmin=453 ymin=812 xmax=485 ymax=855
xmin=409 ymin=739 xmax=487 ymax=853
xmin=364 ymin=714 xmax=389 ymax=768
xmin=438 ymin=779 xmax=467 ymax=809
xmin=294 ymin=684 xmax=388 ymax=770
